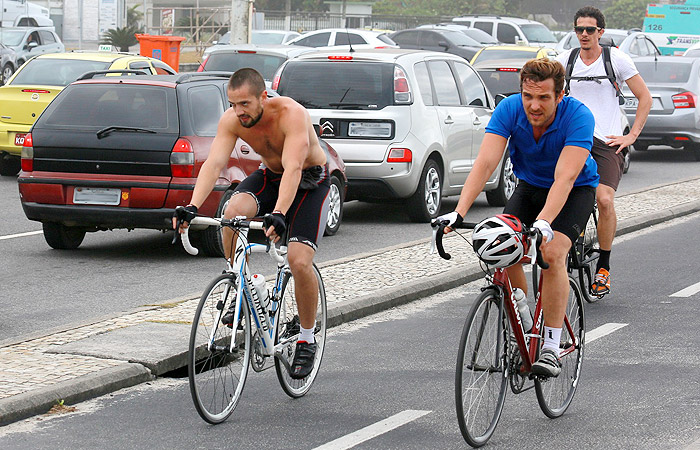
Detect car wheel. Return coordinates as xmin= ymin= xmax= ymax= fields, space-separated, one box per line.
xmin=324 ymin=174 xmax=344 ymax=236
xmin=623 ymin=147 xmax=631 ymax=174
xmin=42 ymin=222 xmax=86 ymax=250
xmin=486 ymin=153 xmax=517 ymax=207
xmin=198 ymin=189 xmax=234 ymax=257
xmin=407 ymin=159 xmax=442 ymax=223
xmin=1 ymin=63 xmax=13 ymax=85
xmin=0 ymin=154 xmax=20 ymax=176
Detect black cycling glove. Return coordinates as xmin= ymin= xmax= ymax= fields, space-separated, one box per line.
xmin=173 ymin=204 xmax=198 ymax=227
xmin=263 ymin=212 xmax=286 ymax=237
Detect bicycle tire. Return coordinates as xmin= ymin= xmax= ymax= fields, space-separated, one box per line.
xmin=581 ymin=207 xmax=601 ymax=303
xmin=188 ymin=274 xmax=251 ymax=424
xmin=455 ymin=289 xmax=509 ymax=448
xmin=275 ymin=263 xmax=327 ymax=398
xmin=535 ymin=276 xmax=585 ymax=418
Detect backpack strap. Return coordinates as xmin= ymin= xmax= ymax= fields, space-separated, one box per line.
xmin=602 ymin=46 xmax=623 ymax=98
xmin=564 ymin=48 xmax=580 ymax=96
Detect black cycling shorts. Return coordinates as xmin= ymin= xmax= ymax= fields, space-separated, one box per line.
xmin=503 ymin=181 xmax=595 ymax=244
xmin=232 ymin=164 xmax=331 ymax=251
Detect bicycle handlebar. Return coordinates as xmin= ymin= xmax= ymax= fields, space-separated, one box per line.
xmin=430 ymin=218 xmax=549 ymax=270
xmin=175 ymin=206 xmax=284 ymax=263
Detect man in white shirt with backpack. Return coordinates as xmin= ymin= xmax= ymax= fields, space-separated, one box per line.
xmin=556 ymin=5 xmax=652 ymax=296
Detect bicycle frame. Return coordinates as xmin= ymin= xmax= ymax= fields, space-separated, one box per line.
xmin=491 ymin=257 xmax=580 ymax=376
xmin=181 ymin=217 xmax=295 ymax=359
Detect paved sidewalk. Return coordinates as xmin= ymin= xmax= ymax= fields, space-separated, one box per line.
xmin=1 ymin=177 xmax=699 ymax=425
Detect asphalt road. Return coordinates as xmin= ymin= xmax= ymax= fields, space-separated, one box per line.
xmin=1 ymin=213 xmax=698 ymax=449
xmin=0 ymin=145 xmax=698 ymax=344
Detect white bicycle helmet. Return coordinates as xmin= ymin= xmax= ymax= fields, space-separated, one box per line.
xmin=472 ymin=214 xmax=527 ymax=268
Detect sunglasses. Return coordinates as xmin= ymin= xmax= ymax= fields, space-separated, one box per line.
xmin=574 ymin=26 xmax=602 ymax=34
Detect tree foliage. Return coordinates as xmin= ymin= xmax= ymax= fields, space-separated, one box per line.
xmin=127 ymin=4 xmax=144 ymax=31
xmin=604 ymin=0 xmax=648 ymax=30
xmin=101 ymin=26 xmax=139 ymax=52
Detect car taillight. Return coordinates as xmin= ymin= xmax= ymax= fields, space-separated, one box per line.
xmin=328 ymin=55 xmax=353 ymax=60
xmin=497 ymin=68 xmax=519 ymax=72
xmin=394 ymin=66 xmax=412 ymax=103
xmin=387 ymin=148 xmax=412 ymax=163
xmin=170 ymin=138 xmax=194 ymax=177
xmin=21 ymin=132 xmax=33 ymax=172
xmin=672 ymin=91 xmax=696 ymax=109
xmin=271 ymin=74 xmax=280 ymax=90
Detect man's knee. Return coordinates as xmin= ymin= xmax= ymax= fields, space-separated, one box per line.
xmin=287 ymin=243 xmax=315 ymax=273
xmin=541 ymin=234 xmax=570 ymax=267
xmin=224 ymin=192 xmax=257 ymax=218
xmin=596 ymin=186 xmax=615 ymax=213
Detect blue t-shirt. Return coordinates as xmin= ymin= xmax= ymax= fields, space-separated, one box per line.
xmin=485 ymin=94 xmax=599 ymax=188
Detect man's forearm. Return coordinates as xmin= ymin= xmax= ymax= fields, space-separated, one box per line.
xmin=630 ymin=97 xmax=651 ymax=138
xmin=189 ymin=160 xmax=220 ymax=208
xmin=537 ymin=179 xmax=574 ymax=225
xmin=274 ymin=169 xmax=302 ymax=215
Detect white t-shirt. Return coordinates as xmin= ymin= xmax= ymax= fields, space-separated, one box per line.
xmin=556 ymin=47 xmax=638 ymax=141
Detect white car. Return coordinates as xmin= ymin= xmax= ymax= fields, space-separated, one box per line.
xmin=554 ymin=28 xmax=628 ymax=53
xmin=683 ymin=41 xmax=700 ymax=57
xmin=273 ymin=49 xmax=515 ymax=222
xmin=284 ymin=28 xmax=398 ymax=50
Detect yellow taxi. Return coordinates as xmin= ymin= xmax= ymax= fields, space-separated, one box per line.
xmin=0 ymin=51 xmax=176 ymax=175
xmin=470 ymin=44 xmax=558 ymax=66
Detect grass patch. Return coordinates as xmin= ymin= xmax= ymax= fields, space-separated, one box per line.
xmin=46 ymin=400 xmax=77 ymax=415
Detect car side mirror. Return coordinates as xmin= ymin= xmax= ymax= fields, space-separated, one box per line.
xmin=438 ymin=40 xmax=449 ymax=49
xmin=212 ymin=40 xmax=218 ymax=45
xmin=26 ymin=41 xmax=38 ymax=50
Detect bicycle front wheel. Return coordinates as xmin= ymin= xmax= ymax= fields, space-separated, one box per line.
xmin=188 ymin=274 xmax=251 ymax=424
xmin=275 ymin=263 xmax=327 ymax=398
xmin=455 ymin=289 xmax=508 ymax=448
xmin=535 ymin=276 xmax=585 ymax=418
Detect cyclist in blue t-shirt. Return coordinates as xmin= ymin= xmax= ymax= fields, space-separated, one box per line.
xmin=437 ymin=58 xmax=599 ymax=377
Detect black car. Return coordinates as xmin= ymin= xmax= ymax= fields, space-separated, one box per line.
xmin=390 ymin=28 xmax=483 ymax=61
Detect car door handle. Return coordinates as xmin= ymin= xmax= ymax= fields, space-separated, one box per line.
xmin=444 ymin=116 xmax=454 ymax=124
xmin=473 ymin=118 xmax=481 ymax=126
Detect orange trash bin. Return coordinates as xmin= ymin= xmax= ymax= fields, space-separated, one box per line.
xmin=135 ymin=34 xmax=186 ymax=72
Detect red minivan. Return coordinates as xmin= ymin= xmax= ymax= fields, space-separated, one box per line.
xmin=18 ymin=73 xmax=346 ymax=254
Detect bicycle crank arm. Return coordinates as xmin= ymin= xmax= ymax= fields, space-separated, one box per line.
xmin=274 ymin=351 xmax=293 ymax=374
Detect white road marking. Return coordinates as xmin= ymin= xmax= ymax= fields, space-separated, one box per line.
xmin=312 ymin=410 xmax=431 ymax=450
xmin=0 ymin=230 xmax=43 ymax=241
xmin=586 ymin=323 xmax=628 ymax=343
xmin=670 ymin=281 xmax=700 ymax=298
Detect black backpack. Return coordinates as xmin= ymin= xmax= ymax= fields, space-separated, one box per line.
xmin=564 ymin=46 xmax=625 ymax=105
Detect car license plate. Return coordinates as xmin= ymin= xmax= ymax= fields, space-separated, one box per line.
xmin=73 ymin=187 xmax=121 ymax=205
xmin=14 ymin=133 xmax=26 ymax=146
xmin=348 ymin=121 xmax=392 ymax=138
xmin=624 ymin=97 xmax=638 ymax=109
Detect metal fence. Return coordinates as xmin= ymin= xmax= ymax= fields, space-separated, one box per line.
xmin=145 ymin=7 xmax=453 ymax=50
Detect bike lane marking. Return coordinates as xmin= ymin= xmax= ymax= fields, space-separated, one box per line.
xmin=670 ymin=281 xmax=700 ymax=298
xmin=585 ymin=323 xmax=628 ymax=343
xmin=0 ymin=230 xmax=43 ymax=241
xmin=312 ymin=409 xmax=431 ymax=450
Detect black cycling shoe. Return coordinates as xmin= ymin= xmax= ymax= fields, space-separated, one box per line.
xmin=221 ymin=307 xmax=235 ymax=328
xmin=290 ymin=341 xmax=316 ymax=379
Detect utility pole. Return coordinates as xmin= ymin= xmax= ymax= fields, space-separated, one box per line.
xmin=231 ymin=0 xmax=251 ymax=44
xmin=285 ymin=0 xmax=291 ymax=31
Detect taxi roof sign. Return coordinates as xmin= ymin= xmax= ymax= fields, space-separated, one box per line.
xmin=98 ymin=44 xmax=114 ymax=52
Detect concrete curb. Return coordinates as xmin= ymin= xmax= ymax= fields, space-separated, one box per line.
xmin=0 ymin=364 xmax=153 ymax=426
xmin=2 ymin=198 xmax=699 ymax=426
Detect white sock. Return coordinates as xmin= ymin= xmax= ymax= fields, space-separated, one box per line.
xmin=299 ymin=325 xmax=315 ymax=344
xmin=542 ymin=326 xmax=561 ymax=354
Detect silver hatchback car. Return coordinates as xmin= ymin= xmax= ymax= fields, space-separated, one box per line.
xmin=622 ymin=56 xmax=700 ymax=161
xmin=273 ymin=48 xmax=515 ymax=222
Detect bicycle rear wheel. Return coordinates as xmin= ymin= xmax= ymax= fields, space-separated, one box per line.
xmin=189 ymin=274 xmax=251 ymax=424
xmin=275 ymin=263 xmax=327 ymax=398
xmin=455 ymin=289 xmax=509 ymax=448
xmin=535 ymin=276 xmax=585 ymax=418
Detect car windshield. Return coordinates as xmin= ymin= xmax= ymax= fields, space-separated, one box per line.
xmin=11 ymin=59 xmax=111 ymax=86
xmin=520 ymin=24 xmax=557 ymax=43
xmin=42 ymin=84 xmax=176 ymax=131
xmin=473 ymin=49 xmax=538 ymax=64
xmin=0 ymin=30 xmax=26 ymax=46
xmin=278 ymin=61 xmax=394 ymax=110
xmin=440 ymin=30 xmax=481 ymax=46
xmin=686 ymin=49 xmax=700 ymax=57
xmin=252 ymin=31 xmax=285 ymax=44
xmin=377 ymin=34 xmax=397 ymax=45
xmin=635 ymin=61 xmax=693 ymax=83
xmin=477 ymin=69 xmax=520 ymax=97
xmin=205 ymin=53 xmax=286 ymax=80
xmin=463 ymin=28 xmax=498 ymax=44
